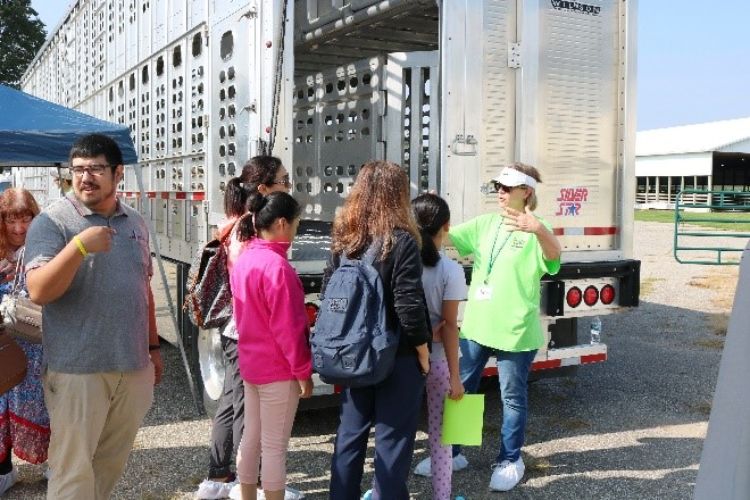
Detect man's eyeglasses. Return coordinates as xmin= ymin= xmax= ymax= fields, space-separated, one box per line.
xmin=69 ymin=164 xmax=111 ymax=177
xmin=271 ymin=175 xmax=292 ymax=188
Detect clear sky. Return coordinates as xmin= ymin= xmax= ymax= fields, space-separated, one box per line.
xmin=30 ymin=0 xmax=750 ymax=131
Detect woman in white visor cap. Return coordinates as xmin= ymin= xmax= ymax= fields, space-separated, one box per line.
xmin=445 ymin=162 xmax=561 ymax=492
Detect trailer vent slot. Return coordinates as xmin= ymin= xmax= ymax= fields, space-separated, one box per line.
xmin=192 ymin=33 xmax=202 ymax=57
xmin=220 ymin=31 xmax=233 ymax=61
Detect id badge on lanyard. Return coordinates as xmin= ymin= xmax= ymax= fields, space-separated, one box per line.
xmin=475 ymin=285 xmax=493 ymax=301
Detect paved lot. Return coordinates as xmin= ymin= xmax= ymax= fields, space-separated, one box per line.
xmin=6 ymin=221 xmax=737 ymax=499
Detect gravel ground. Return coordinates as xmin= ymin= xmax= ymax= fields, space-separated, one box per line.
xmin=5 ymin=221 xmax=738 ymax=499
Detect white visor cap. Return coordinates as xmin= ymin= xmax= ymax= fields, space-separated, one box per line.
xmin=491 ymin=167 xmax=537 ymax=189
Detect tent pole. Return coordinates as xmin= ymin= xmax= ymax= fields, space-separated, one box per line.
xmin=133 ymin=163 xmax=201 ymax=414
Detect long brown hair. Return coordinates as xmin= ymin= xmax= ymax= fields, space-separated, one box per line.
xmin=331 ymin=160 xmax=420 ymax=259
xmin=0 ymin=188 xmax=40 ymax=261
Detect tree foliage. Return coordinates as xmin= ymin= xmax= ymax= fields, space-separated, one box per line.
xmin=0 ymin=0 xmax=46 ymax=88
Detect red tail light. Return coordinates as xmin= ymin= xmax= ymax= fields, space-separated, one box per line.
xmin=583 ymin=285 xmax=599 ymax=306
xmin=600 ymin=284 xmax=616 ymax=305
xmin=566 ymin=287 xmax=582 ymax=308
xmin=305 ymin=303 xmax=319 ymax=327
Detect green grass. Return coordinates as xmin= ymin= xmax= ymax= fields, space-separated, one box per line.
xmin=635 ymin=209 xmax=750 ymax=231
xmin=694 ymin=338 xmax=725 ymax=350
xmin=634 ymin=210 xmax=675 ymax=223
xmin=690 ymin=400 xmax=713 ymax=417
xmin=639 ymin=277 xmax=665 ymax=298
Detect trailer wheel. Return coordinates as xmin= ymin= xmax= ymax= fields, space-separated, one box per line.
xmin=177 ymin=261 xmax=222 ymax=417
xmin=197 ymin=328 xmax=224 ymax=417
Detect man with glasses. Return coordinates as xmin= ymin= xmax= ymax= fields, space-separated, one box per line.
xmin=24 ymin=134 xmax=162 ymax=499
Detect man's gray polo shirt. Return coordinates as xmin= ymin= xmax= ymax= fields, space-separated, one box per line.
xmin=25 ymin=195 xmax=152 ymax=373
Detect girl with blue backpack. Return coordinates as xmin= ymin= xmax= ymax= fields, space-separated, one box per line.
xmin=325 ymin=161 xmax=431 ymax=500
xmin=410 ymin=193 xmax=468 ymax=500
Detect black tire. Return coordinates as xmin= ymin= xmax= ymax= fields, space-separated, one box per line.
xmin=177 ymin=262 xmax=222 ymax=417
xmin=196 ymin=326 xmax=224 ymax=417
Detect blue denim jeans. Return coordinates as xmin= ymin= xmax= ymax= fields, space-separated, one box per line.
xmin=453 ymin=338 xmax=536 ymax=463
xmin=329 ymin=355 xmax=425 ymax=500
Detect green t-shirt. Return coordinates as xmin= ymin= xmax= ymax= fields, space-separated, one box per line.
xmin=449 ymin=213 xmax=561 ymax=352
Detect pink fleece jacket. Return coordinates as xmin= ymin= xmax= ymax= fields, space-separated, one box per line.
xmin=230 ymin=238 xmax=312 ymax=385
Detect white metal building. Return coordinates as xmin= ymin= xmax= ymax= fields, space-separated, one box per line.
xmin=635 ymin=117 xmax=750 ymax=209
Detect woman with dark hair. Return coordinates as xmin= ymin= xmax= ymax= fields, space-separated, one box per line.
xmin=223 ymin=156 xmax=289 ymax=219
xmin=231 ymin=191 xmax=313 ymax=500
xmin=410 ymin=193 xmax=467 ymax=500
xmin=195 ymin=156 xmax=297 ymax=500
xmin=325 ymin=160 xmax=431 ymax=500
xmin=0 ymin=188 xmax=48 ymax=495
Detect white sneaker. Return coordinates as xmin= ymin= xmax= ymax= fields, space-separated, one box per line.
xmin=489 ymin=457 xmax=525 ymax=492
xmin=413 ymin=456 xmax=432 ymax=476
xmin=413 ymin=453 xmax=469 ymax=477
xmin=281 ymin=487 xmax=304 ymax=500
xmin=0 ymin=469 xmax=18 ymax=496
xmin=195 ymin=478 xmax=236 ymax=499
xmin=228 ymin=483 xmax=305 ymax=500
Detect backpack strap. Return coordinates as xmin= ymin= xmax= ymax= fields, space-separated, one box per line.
xmin=361 ymin=244 xmax=380 ymax=265
xmin=340 ymin=241 xmax=381 ymax=266
xmin=8 ymin=247 xmax=26 ymax=298
xmin=217 ymin=218 xmax=241 ymax=245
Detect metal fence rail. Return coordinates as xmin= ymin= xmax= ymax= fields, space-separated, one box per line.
xmin=674 ymin=189 xmax=750 ymax=265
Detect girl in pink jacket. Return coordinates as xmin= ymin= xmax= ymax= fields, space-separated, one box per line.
xmin=196 ymin=156 xmax=296 ymax=500
xmin=230 ymin=191 xmax=313 ymax=500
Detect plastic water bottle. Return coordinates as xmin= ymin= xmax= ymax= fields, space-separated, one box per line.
xmin=590 ymin=316 xmax=602 ymax=344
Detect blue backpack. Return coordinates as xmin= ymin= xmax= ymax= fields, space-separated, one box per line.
xmin=311 ymin=247 xmax=399 ymax=388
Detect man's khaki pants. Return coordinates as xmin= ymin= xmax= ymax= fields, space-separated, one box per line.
xmin=43 ymin=365 xmax=154 ymax=500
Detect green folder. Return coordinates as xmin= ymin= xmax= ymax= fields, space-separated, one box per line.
xmin=441 ymin=394 xmax=485 ymax=446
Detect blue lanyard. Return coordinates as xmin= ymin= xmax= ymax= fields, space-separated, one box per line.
xmin=484 ymin=218 xmax=512 ymax=284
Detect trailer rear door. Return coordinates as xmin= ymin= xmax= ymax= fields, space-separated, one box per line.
xmin=440 ymin=0 xmax=518 ymax=226
xmin=526 ymin=0 xmax=626 ymax=257
xmin=441 ymin=0 xmax=635 ymax=261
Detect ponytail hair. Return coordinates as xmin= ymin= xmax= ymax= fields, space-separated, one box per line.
xmin=223 ymin=177 xmax=252 ymax=218
xmin=222 ymin=155 xmax=284 ymax=218
xmin=411 ymin=193 xmax=450 ymax=267
xmin=237 ymin=192 xmax=301 ymax=241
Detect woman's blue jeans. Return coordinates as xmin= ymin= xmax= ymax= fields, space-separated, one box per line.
xmin=453 ymin=338 xmax=536 ymax=463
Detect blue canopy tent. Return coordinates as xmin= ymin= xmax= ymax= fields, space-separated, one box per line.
xmin=0 ymin=84 xmax=137 ymax=165
xmin=0 ymin=84 xmax=201 ymax=412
